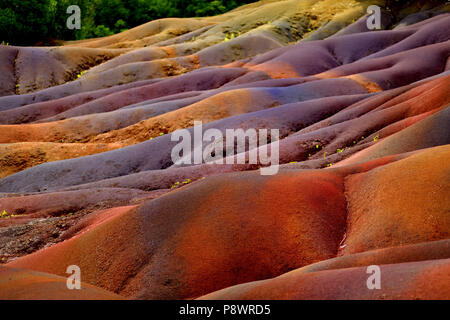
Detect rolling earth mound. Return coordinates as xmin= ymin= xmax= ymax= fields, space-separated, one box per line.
xmin=0 ymin=0 xmax=449 ymax=300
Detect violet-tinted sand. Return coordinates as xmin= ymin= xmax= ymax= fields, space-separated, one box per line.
xmin=0 ymin=0 xmax=449 ymax=300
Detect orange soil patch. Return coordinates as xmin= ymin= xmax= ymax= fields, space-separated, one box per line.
xmin=89 ymin=89 xmax=279 ymax=144
xmin=7 ymin=170 xmax=348 ymax=299
xmin=0 ymin=142 xmax=123 ymax=178
xmin=345 ymin=74 xmax=383 ymax=93
xmin=341 ymin=145 xmax=450 ymax=254
xmin=246 ymin=61 xmax=301 ymax=78
xmin=199 ymin=258 xmax=450 ymax=300
xmin=0 ymin=266 xmax=124 ymax=300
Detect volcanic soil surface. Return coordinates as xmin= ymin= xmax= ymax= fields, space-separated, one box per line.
xmin=0 ymin=0 xmax=449 ymax=299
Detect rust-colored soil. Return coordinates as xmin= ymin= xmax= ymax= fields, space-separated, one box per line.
xmin=0 ymin=0 xmax=449 ymax=300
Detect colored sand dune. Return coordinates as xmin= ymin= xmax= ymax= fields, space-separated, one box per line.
xmin=0 ymin=0 xmax=449 ymax=300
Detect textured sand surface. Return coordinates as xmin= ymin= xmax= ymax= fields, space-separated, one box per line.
xmin=0 ymin=0 xmax=449 ymax=300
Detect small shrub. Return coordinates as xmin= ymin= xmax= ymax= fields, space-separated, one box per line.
xmin=77 ymin=70 xmax=87 ymax=79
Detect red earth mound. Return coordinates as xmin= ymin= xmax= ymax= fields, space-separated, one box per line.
xmin=199 ymin=258 xmax=450 ymax=300
xmin=0 ymin=0 xmax=449 ymax=300
xmin=6 ymin=145 xmax=450 ymax=299
xmin=0 ymin=266 xmax=124 ymax=300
